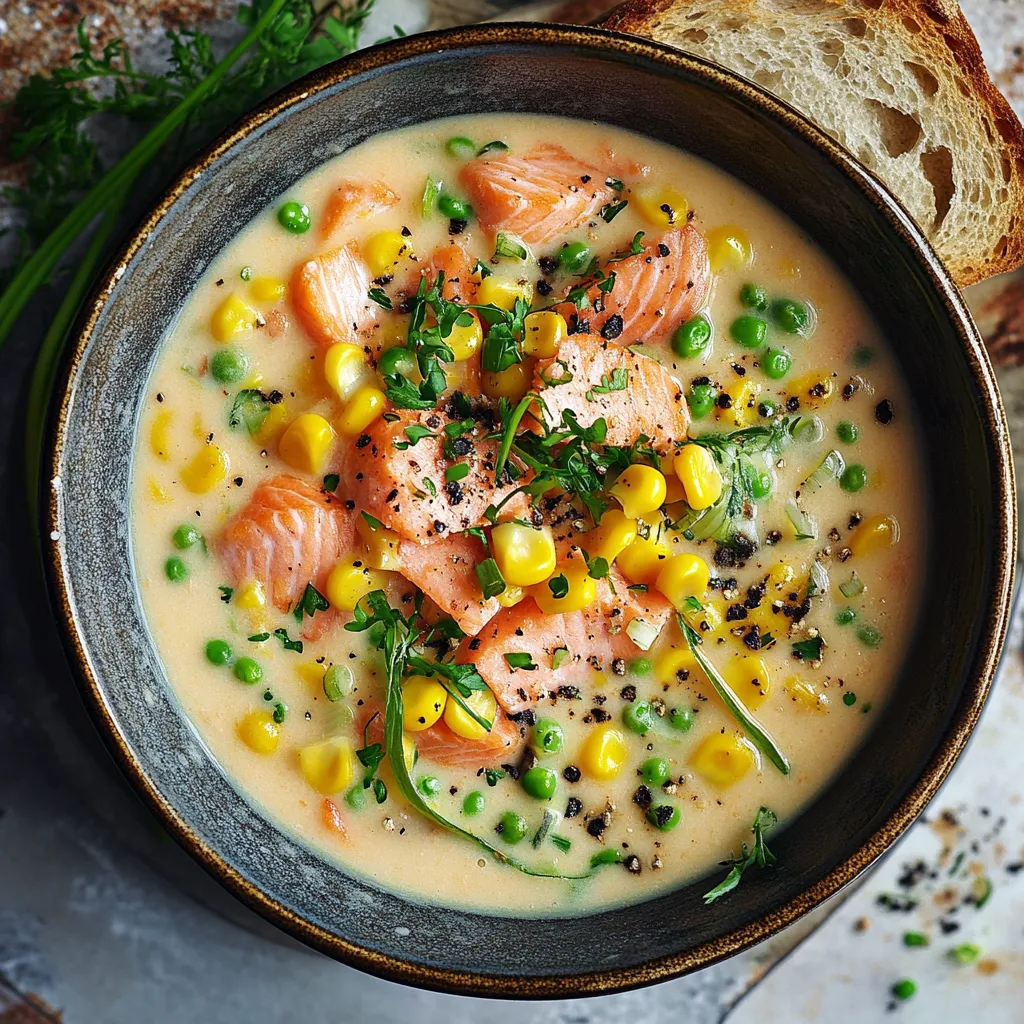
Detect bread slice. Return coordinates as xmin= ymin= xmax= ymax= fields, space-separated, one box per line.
xmin=603 ymin=0 xmax=1024 ymax=287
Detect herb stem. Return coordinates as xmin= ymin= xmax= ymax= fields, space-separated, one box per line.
xmin=493 ymin=393 xmax=536 ymax=483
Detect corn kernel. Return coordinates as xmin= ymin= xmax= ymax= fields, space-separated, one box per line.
xmin=326 ymin=556 xmax=387 ymax=611
xmin=336 ymin=386 xmax=386 ymax=436
xmin=210 ymin=293 xmax=258 ymax=342
xmin=849 ymin=514 xmax=901 ymax=557
xmin=253 ymin=400 xmax=289 ymax=446
xmin=250 ymin=276 xmax=286 ymax=302
xmin=482 ymin=361 xmax=532 ymax=402
xmin=765 ymin=560 xmax=797 ymax=593
xmin=237 ymin=710 xmax=280 ymax=755
xmin=634 ymin=186 xmax=689 ymax=227
xmin=655 ymin=553 xmax=711 ymax=611
xmin=356 ymin=514 xmax=401 ymax=571
xmin=588 ymin=509 xmax=637 ymax=564
xmin=444 ymin=686 xmax=497 ymax=741
xmin=655 ymin=647 xmax=701 ymax=686
xmin=609 ymin=465 xmax=667 ymax=519
xmin=531 ymin=566 xmax=598 ymax=614
xmin=299 ymin=737 xmax=355 ymax=794
xmin=147 ymin=478 xmax=171 ymax=503
xmin=723 ymin=655 xmax=771 ymax=709
xmin=402 ymin=675 xmax=448 ymax=731
xmin=664 ymin=473 xmax=686 ymax=504
xmin=492 ymin=523 xmax=557 ymax=587
xmin=235 ymin=579 xmax=267 ymax=610
xmin=324 ymin=343 xmax=368 ymax=401
xmin=496 ymin=584 xmax=525 ymax=608
xmin=720 ymin=377 xmax=761 ymax=427
xmin=579 ymin=724 xmax=628 ymax=780
xmin=477 ymin=276 xmax=532 ymax=312
xmin=149 ymin=410 xmax=173 ymax=461
xmin=295 ymin=662 xmax=327 ymax=689
xmin=786 ymin=677 xmax=830 ymax=711
xmin=279 ymin=413 xmax=335 ymax=475
xmin=616 ymin=536 xmax=670 ymax=586
xmin=446 ymin=313 xmax=483 ymax=361
xmin=706 ymin=226 xmax=753 ymax=272
xmin=786 ymin=370 xmax=835 ymax=408
xmin=522 ymin=311 xmax=568 ymax=358
xmin=684 ymin=596 xmax=726 ymax=636
xmin=364 ymin=230 xmax=412 ymax=279
xmin=691 ymin=732 xmax=757 ymax=787
xmin=673 ymin=445 xmax=723 ymax=510
xmin=181 ymin=444 xmax=229 ymax=493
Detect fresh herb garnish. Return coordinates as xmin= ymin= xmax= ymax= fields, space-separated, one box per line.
xmin=475 ymin=557 xmax=507 ymax=600
xmin=552 ymin=646 xmax=571 ymax=670
xmin=322 ymin=473 xmax=340 ymax=493
xmin=493 ymin=232 xmax=529 ymax=261
xmin=471 ymin=259 xmax=493 ymax=279
xmin=477 ymin=296 xmax=530 ymax=373
xmin=703 ymin=807 xmax=778 ymax=903
xmin=392 ymin=424 xmax=436 ymax=450
xmin=551 ymin=834 xmax=572 ymax=853
xmin=605 ymin=176 xmax=625 ymax=191
xmin=355 ymin=712 xmax=387 ymax=801
xmin=293 ymin=582 xmax=330 ymax=622
xmin=586 ymin=555 xmax=610 ymax=581
xmin=367 ymin=287 xmax=393 ymax=310
xmin=360 ymin=511 xmax=384 ymax=531
xmin=485 ymin=767 xmax=507 ymax=787
xmin=585 ymin=367 xmax=628 ymax=402
xmin=421 ymin=175 xmax=442 ymax=219
xmin=607 ymin=231 xmax=645 ymax=262
xmin=792 ymin=636 xmax=825 ymax=661
xmin=228 ymin=389 xmax=272 ymax=434
xmin=422 ymin=477 xmax=437 ymax=498
xmin=504 ymin=652 xmax=538 ymax=671
xmin=547 ymin=574 xmax=569 ymax=600
xmin=218 ymin=585 xmax=234 ymax=603
xmin=477 ymin=140 xmax=509 ymax=156
xmin=600 ymin=200 xmax=628 ymax=222
xmin=248 ymin=627 xmax=303 ymax=653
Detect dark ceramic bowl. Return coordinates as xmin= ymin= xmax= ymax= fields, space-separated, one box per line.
xmin=45 ymin=24 xmax=1015 ymax=997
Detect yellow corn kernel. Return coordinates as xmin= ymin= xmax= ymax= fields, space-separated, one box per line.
xmin=723 ymin=655 xmax=771 ymax=709
xmin=616 ymin=535 xmax=670 ymax=586
xmin=531 ymin=566 xmax=598 ymax=615
xmin=655 ymin=647 xmax=700 ymax=686
xmin=786 ymin=370 xmax=834 ymax=408
xmin=609 ymin=465 xmax=667 ymax=519
xmin=326 ymin=556 xmax=387 ymax=611
xmin=402 ymin=676 xmax=448 ymax=731
xmin=522 ymin=310 xmax=568 ymax=358
xmin=849 ymin=514 xmax=901 ymax=557
xmin=746 ymin=598 xmax=782 ymax=637
xmin=765 ymin=560 xmax=797 ymax=593
xmin=706 ymin=226 xmax=753 ymax=272
xmin=298 ymin=737 xmax=355 ymax=794
xmin=296 ymin=661 xmax=327 ymax=689
xmin=364 ymin=230 xmax=412 ymax=278
xmin=685 ymin=596 xmax=726 ymax=636
xmin=181 ymin=444 xmax=229 ymax=493
xmin=655 ymin=553 xmax=711 ymax=611
xmin=235 ymin=579 xmax=267 ymax=610
xmin=447 ymin=313 xmax=483 ymax=361
xmin=634 ymin=186 xmax=689 ymax=227
xmin=492 ymin=522 xmax=557 ymax=587
xmin=496 ymin=584 xmax=525 ymax=608
xmin=691 ymin=732 xmax=757 ymax=787
xmin=250 ymin=276 xmax=286 ymax=302
xmin=279 ymin=413 xmax=335 ymax=475
xmin=253 ymin=400 xmax=289 ymax=447
xmin=588 ymin=509 xmax=637 ymax=564
xmin=477 ymin=276 xmax=532 ymax=312
xmin=356 ymin=514 xmax=401 ymax=571
xmin=210 ymin=293 xmax=258 ymax=342
xmin=150 ymin=410 xmax=173 ymax=461
xmin=237 ymin=710 xmax=280 ymax=755
xmin=786 ymin=677 xmax=830 ymax=711
xmin=673 ymin=445 xmax=723 ymax=510
xmin=147 ymin=478 xmax=171 ymax=503
xmin=720 ymin=377 xmax=761 ymax=427
xmin=444 ymin=686 xmax=497 ymax=741
xmin=324 ymin=342 xmax=368 ymax=401
xmin=242 ymin=370 xmax=266 ymax=391
xmin=580 ymin=724 xmax=629 ymax=780
xmin=482 ymin=361 xmax=532 ymax=402
xmin=663 ymin=473 xmax=686 ymax=505
xmin=336 ymin=386 xmax=386 ymax=436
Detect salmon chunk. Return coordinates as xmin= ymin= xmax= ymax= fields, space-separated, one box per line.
xmin=432 ymin=243 xmax=479 ymax=304
xmin=414 ymin=712 xmax=524 ymax=769
xmin=553 ymin=225 xmax=710 ymax=343
xmin=291 ymin=244 xmax=375 ymax=347
xmin=320 ymin=180 xmax=400 ymax=239
xmin=215 ymin=475 xmax=356 ymax=612
xmin=534 ymin=335 xmax=689 ymax=448
xmin=459 ymin=143 xmax=615 ymax=246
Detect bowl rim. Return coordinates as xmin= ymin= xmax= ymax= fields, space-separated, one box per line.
xmin=43 ymin=21 xmax=1017 ymax=998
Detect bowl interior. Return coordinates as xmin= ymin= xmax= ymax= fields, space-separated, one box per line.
xmin=48 ymin=28 xmax=1012 ymax=994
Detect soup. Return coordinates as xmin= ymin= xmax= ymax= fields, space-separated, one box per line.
xmin=132 ymin=114 xmax=923 ymax=916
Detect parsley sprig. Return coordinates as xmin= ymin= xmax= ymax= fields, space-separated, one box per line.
xmin=703 ymin=807 xmax=779 ymax=903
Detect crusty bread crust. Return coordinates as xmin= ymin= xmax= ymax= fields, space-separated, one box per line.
xmin=603 ymin=0 xmax=1024 ymax=287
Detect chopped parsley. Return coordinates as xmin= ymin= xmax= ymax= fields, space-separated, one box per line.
xmin=504 ymin=652 xmax=538 ymax=671
xmin=493 ymin=231 xmax=528 ymax=261
xmin=792 ymin=636 xmax=825 ymax=661
xmin=293 ymin=582 xmax=329 ymax=622
xmin=485 ymin=767 xmax=506 ymax=787
xmin=703 ymin=807 xmax=778 ymax=903
xmin=600 ymin=200 xmax=628 ymax=222
xmin=585 ymin=367 xmax=628 ymax=402
xmin=367 ymin=287 xmax=393 ymax=310
xmin=218 ymin=585 xmax=233 ymax=603
xmin=322 ymin=473 xmax=340 ymax=493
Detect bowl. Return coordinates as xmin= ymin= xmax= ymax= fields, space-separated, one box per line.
xmin=44 ymin=23 xmax=1016 ymax=997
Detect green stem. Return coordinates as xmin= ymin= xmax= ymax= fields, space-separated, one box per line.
xmin=493 ymin=393 xmax=537 ymax=483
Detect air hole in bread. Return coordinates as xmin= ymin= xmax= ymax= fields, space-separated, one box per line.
xmin=866 ymin=100 xmax=923 ymax=157
xmin=902 ymin=16 xmax=921 ymax=34
xmin=680 ymin=28 xmax=709 ymax=42
xmin=859 ymin=0 xmax=883 ymax=10
xmin=753 ymin=69 xmax=784 ymax=91
xmin=905 ymin=61 xmax=939 ymax=97
xmin=769 ymin=26 xmax=785 ymax=40
xmin=843 ymin=17 xmax=866 ymax=37
xmin=994 ymin=235 xmax=1009 ymax=258
xmin=1003 ymin=157 xmax=1013 ymax=184
xmin=685 ymin=9 xmax=707 ymax=19
xmin=921 ymin=146 xmax=955 ymax=230
xmin=822 ymin=53 xmax=840 ymax=72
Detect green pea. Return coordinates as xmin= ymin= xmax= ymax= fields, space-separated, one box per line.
xmin=462 ymin=791 xmax=485 ymax=816
xmin=840 ymin=464 xmax=867 ymax=492
xmin=646 ymin=804 xmax=681 ymax=831
xmin=629 ymin=657 xmax=653 ymax=676
xmin=497 ymin=810 xmax=528 ymax=844
xmin=378 ymin=345 xmax=416 ymax=379
xmin=857 ymin=624 xmax=882 ymax=648
xmin=762 ymin=347 xmax=792 ymax=379
xmin=205 ymin=639 xmax=233 ymax=666
xmin=770 ymin=298 xmax=812 ymax=335
xmin=672 ymin=314 xmax=712 ymax=359
xmin=172 ymin=524 xmax=202 ymax=549
xmin=623 ymin=701 xmax=655 ymax=735
xmin=165 ymin=557 xmax=188 ymax=582
xmin=438 ymin=193 xmax=472 ymax=220
xmin=843 ymin=691 xmax=857 ymax=706
xmin=687 ymin=383 xmax=717 ymax=420
xmin=558 ymin=240 xmax=593 ymax=274
xmin=640 ymin=757 xmax=671 ymax=786
xmin=739 ymin=282 xmax=769 ymax=310
xmin=345 ymin=785 xmax=367 ymax=810
xmin=836 ymin=420 xmax=859 ymax=444
xmin=835 ymin=608 xmax=857 ymax=626
xmin=730 ymin=315 xmax=767 ymax=349
xmin=522 ymin=766 xmax=558 ymax=800
xmin=533 ymin=718 xmax=564 ymax=755
xmin=891 ymin=979 xmax=916 ymax=1001
xmin=749 ymin=468 xmax=775 ymax=501
xmin=210 ymin=347 xmax=250 ymax=385
xmin=852 ymin=344 xmax=873 ymax=367
xmin=277 ymin=200 xmax=311 ymax=234
xmin=669 ymin=706 xmax=695 ymax=732
xmin=758 ymin=399 xmax=778 ymax=418
xmin=240 ymin=265 xmax=252 ymax=281
xmin=417 ymin=776 xmax=442 ymax=798
xmin=233 ymin=656 xmax=263 ymax=685
xmin=273 ymin=701 xmax=287 ymax=724
xmin=445 ymin=135 xmax=476 ymax=158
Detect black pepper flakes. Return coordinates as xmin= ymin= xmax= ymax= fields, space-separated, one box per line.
xmin=565 ymin=797 xmax=582 ymax=818
xmin=601 ymin=314 xmax=624 ymax=340
xmin=633 ymin=785 xmax=653 ymax=809
xmin=620 ymin=684 xmax=637 ymax=702
xmin=563 ymin=765 xmax=581 ymax=783
xmin=875 ymin=399 xmax=894 ymax=424
xmin=624 ymin=855 xmax=642 ymax=874
xmin=586 ymin=817 xmax=607 ymax=839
